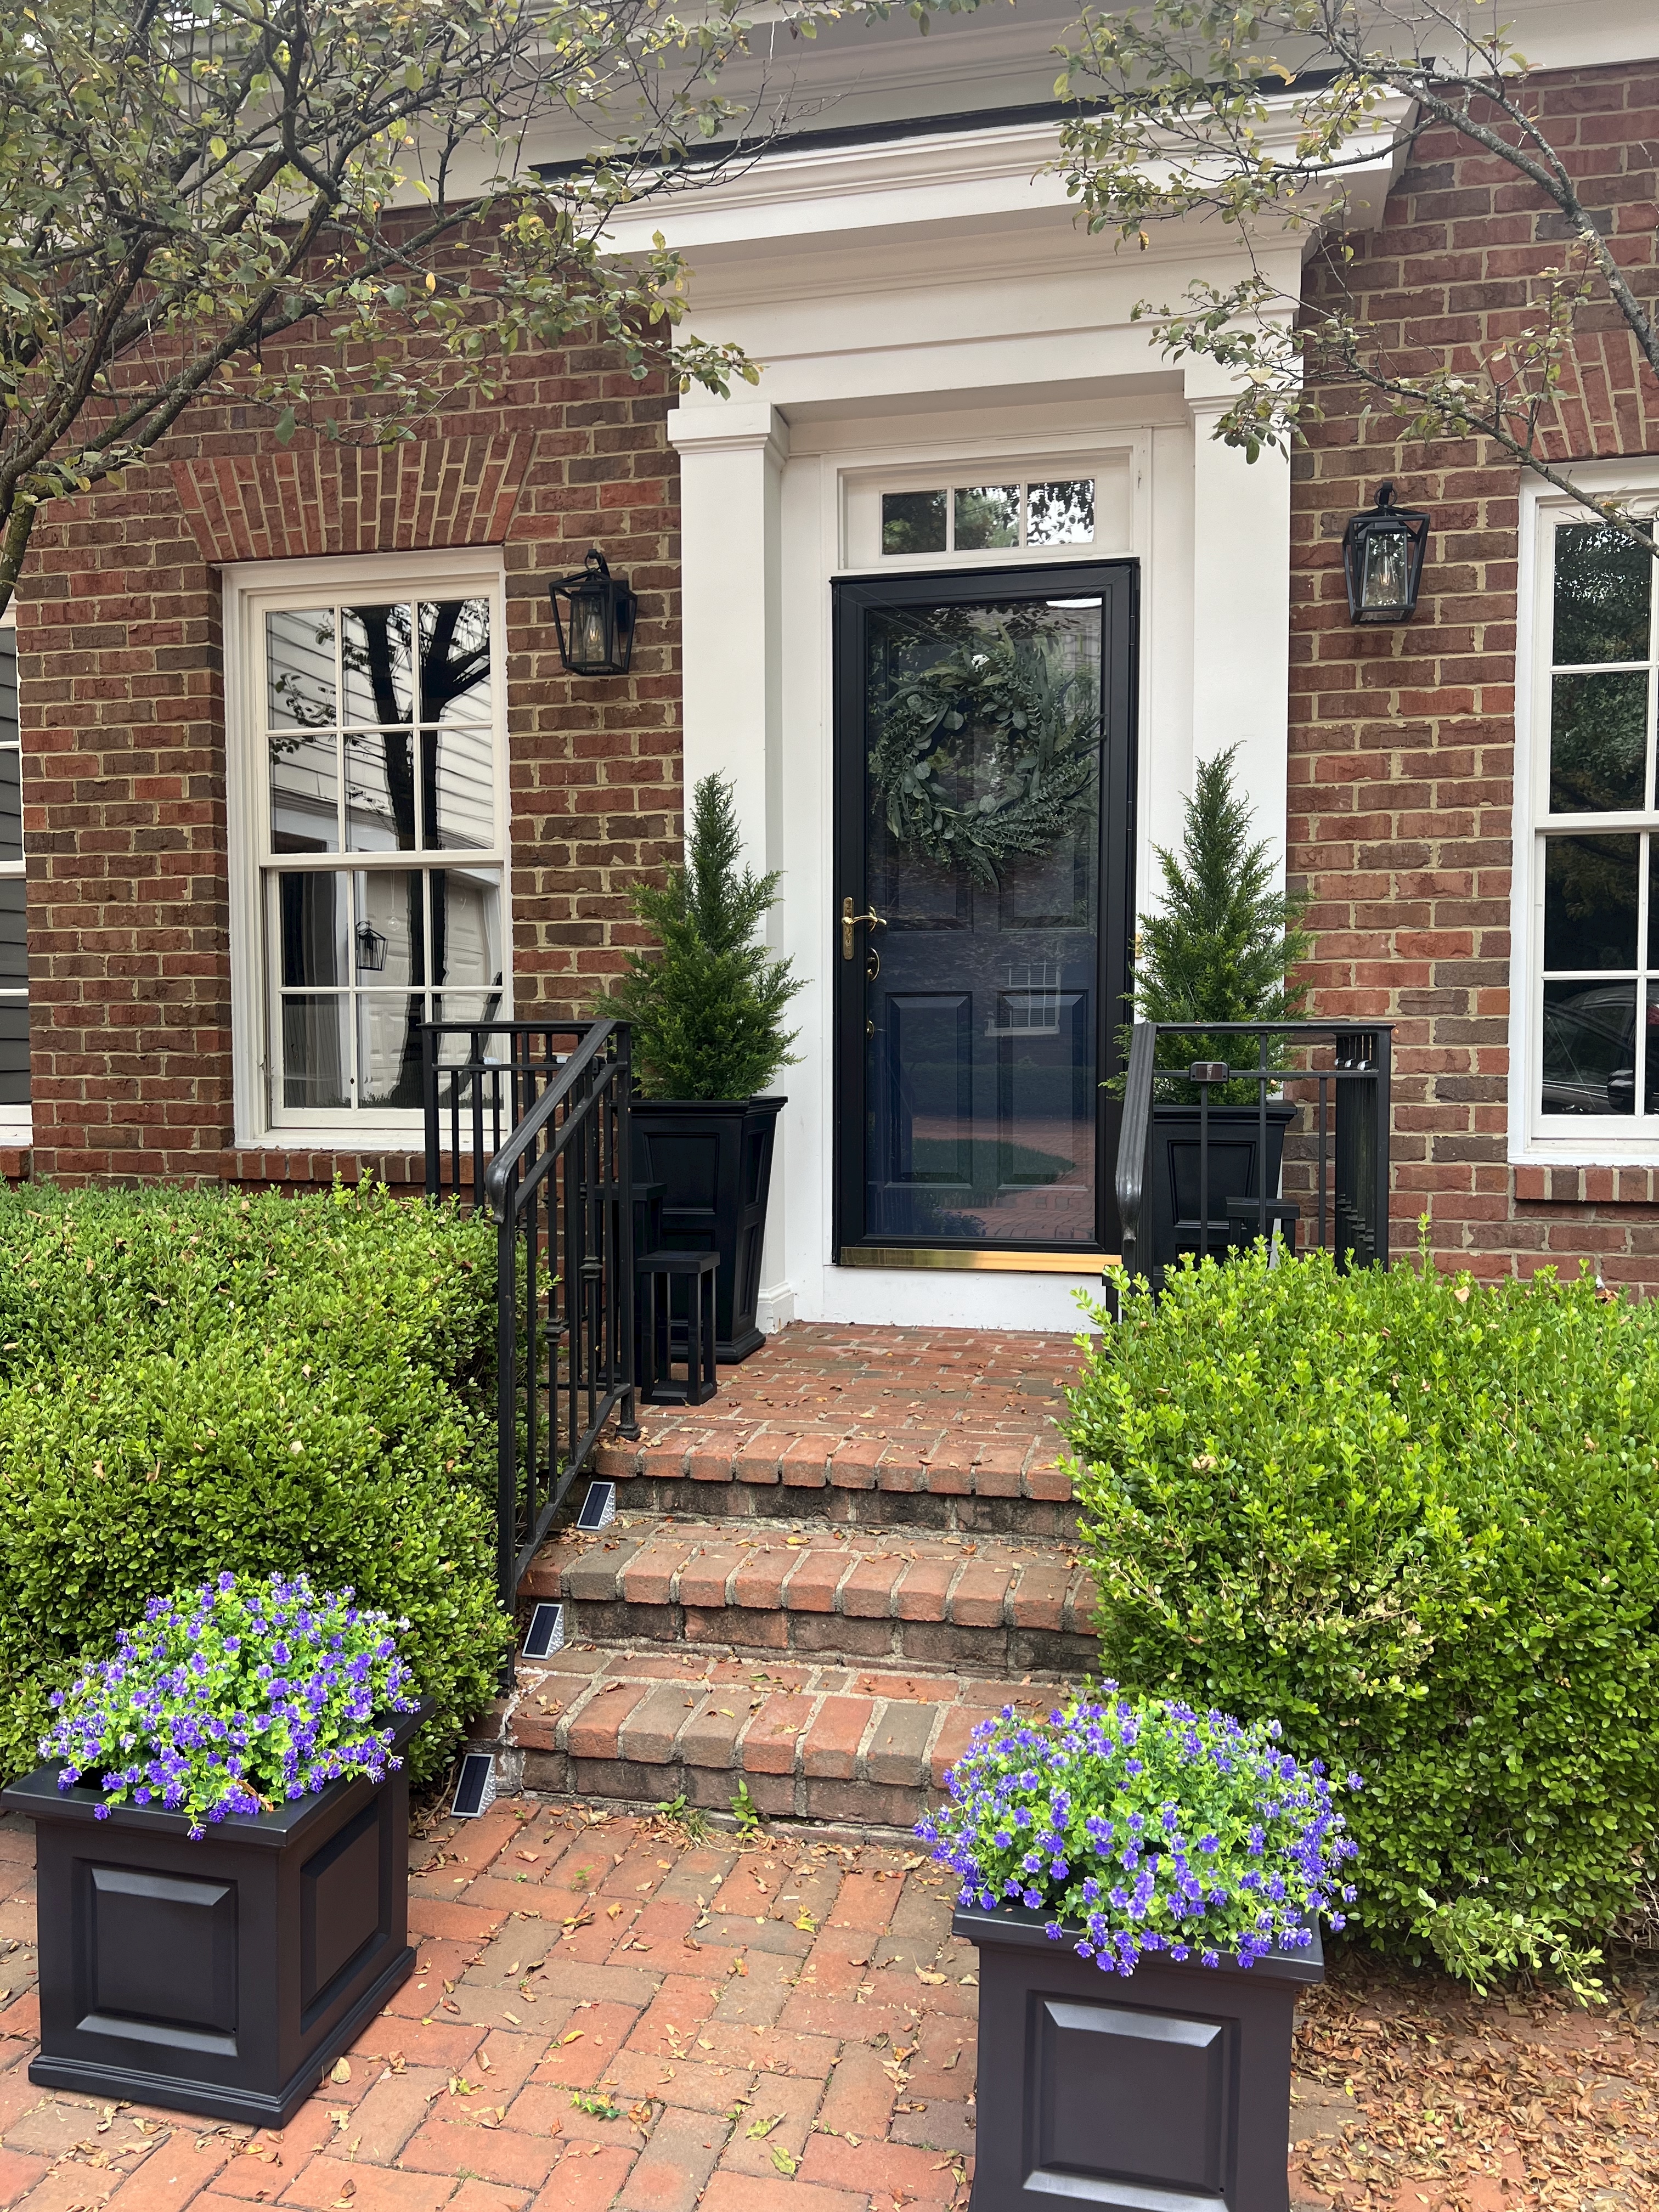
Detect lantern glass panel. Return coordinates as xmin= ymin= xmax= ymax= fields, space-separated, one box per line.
xmin=1360 ymin=526 xmax=1412 ymax=614
xmin=573 ymin=591 xmax=611 ymax=669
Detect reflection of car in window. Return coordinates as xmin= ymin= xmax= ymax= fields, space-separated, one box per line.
xmin=1541 ymin=984 xmax=1644 ymax=1115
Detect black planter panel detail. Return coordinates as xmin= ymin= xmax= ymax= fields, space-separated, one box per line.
xmin=956 ymin=1905 xmax=1321 ymax=2212
xmin=630 ymin=1096 xmax=782 ymax=1362
xmin=4 ymin=1708 xmax=421 ymax=2128
xmin=1149 ymin=1102 xmax=1297 ymax=1273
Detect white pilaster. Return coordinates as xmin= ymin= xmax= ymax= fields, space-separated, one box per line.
xmin=1183 ymin=360 xmax=1292 ymax=881
xmin=665 ymin=400 xmax=791 ymax=877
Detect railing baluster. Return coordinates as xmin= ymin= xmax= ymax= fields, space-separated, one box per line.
xmin=1115 ymin=1020 xmax=1392 ymax=1293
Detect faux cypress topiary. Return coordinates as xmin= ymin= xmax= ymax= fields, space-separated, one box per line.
xmin=600 ymin=773 xmax=802 ymax=1101
xmin=1126 ymin=744 xmax=1309 ymax=1100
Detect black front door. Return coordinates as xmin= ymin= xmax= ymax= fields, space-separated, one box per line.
xmin=833 ymin=562 xmax=1137 ymax=1259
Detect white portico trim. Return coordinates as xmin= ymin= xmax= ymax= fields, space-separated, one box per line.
xmin=658 ymin=115 xmax=1377 ymax=1333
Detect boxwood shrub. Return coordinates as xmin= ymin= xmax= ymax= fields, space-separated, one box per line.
xmin=0 ymin=1181 xmax=507 ymax=1787
xmin=1067 ymin=1247 xmax=1659 ymax=1990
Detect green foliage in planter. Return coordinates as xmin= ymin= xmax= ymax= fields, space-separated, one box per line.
xmin=1121 ymin=744 xmax=1310 ymax=1103
xmin=1066 ymin=1246 xmax=1659 ymax=1995
xmin=599 ymin=772 xmax=802 ymax=1101
xmin=0 ymin=1181 xmax=507 ymax=1787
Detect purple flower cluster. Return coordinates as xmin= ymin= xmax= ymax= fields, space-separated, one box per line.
xmin=916 ymin=1686 xmax=1359 ymax=1978
xmin=41 ymin=1572 xmax=420 ymax=1838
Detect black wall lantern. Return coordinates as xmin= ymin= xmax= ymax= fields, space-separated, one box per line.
xmin=1342 ymin=482 xmax=1430 ymax=624
xmin=356 ymin=919 xmax=388 ymax=973
xmin=549 ymin=548 xmax=637 ymax=676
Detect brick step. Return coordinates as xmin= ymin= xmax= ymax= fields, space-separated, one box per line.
xmin=525 ymin=1513 xmax=1099 ymax=1675
xmin=479 ymin=1643 xmax=1068 ymax=1830
xmin=593 ymin=1433 xmax=1078 ymax=1541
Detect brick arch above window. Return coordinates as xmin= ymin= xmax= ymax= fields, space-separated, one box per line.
xmin=170 ymin=433 xmax=538 ymax=565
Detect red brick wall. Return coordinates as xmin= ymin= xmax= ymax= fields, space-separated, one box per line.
xmin=15 ymin=345 xmax=682 ymax=1184
xmin=1290 ymin=58 xmax=1659 ymax=1289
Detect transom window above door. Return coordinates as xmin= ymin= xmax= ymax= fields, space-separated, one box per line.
xmin=843 ymin=453 xmax=1131 ymax=571
xmin=228 ymin=558 xmax=509 ymax=1139
xmin=881 ymin=478 xmax=1097 ymax=557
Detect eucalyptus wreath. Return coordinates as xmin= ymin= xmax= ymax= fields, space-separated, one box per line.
xmin=868 ymin=637 xmax=1100 ymax=888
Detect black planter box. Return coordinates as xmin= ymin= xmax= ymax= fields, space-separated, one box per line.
xmin=2 ymin=1708 xmax=424 ymax=2127
xmin=954 ymin=1903 xmax=1322 ymax=2212
xmin=1149 ymin=1100 xmax=1297 ymax=1273
xmin=630 ymin=1095 xmax=783 ymax=1362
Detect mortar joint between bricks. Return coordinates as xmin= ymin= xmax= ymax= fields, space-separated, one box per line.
xmin=919 ymin=1700 xmax=950 ymax=1792
xmin=940 ymin=1555 xmax=973 ymax=1627
xmin=830 ymin=1550 xmax=861 ymax=1615
xmin=852 ymin=1695 xmax=886 ymax=1784
xmin=550 ymin=1672 xmax=610 ymax=1756
xmin=791 ymin=1690 xmax=830 ymax=1782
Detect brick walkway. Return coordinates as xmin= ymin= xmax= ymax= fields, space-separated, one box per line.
xmin=0 ymin=1800 xmax=982 ymax=2212
xmin=0 ymin=1799 xmax=1654 ymax=2211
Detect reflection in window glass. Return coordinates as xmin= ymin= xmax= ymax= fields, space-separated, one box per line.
xmin=424 ymin=727 xmax=494 ymax=850
xmin=1549 ymin=670 xmax=1649 ymax=812
xmin=1028 ymin=480 xmax=1096 ymax=546
xmin=341 ymin=604 xmax=414 ymax=725
xmin=1553 ymin=522 xmax=1653 ymax=664
xmin=270 ymin=731 xmax=340 ymax=854
xmin=882 ymin=492 xmax=947 ymax=556
xmin=1542 ymin=980 xmax=1637 ymax=1115
xmin=953 ymin=487 xmax=1020 ymax=552
xmin=1543 ymin=834 xmax=1638 ymax=971
xmin=419 ymin=599 xmax=493 ymax=724
xmin=280 ymin=997 xmax=350 ymax=1110
xmin=266 ymin=610 xmax=336 ymax=727
xmin=344 ymin=730 xmax=415 ymax=851
xmin=278 ymin=871 xmax=350 ymax=989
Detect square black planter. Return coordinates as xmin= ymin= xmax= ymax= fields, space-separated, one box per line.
xmin=1 ymin=1708 xmax=423 ymax=2127
xmin=630 ymin=1095 xmax=784 ymax=1362
xmin=954 ymin=1903 xmax=1322 ymax=2212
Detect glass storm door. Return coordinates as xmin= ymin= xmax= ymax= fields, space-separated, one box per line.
xmin=833 ymin=563 xmax=1137 ymax=1259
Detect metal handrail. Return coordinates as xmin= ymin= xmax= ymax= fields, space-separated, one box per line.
xmin=484 ymin=1019 xmax=617 ymax=1222
xmin=1115 ymin=1018 xmax=1394 ymax=1286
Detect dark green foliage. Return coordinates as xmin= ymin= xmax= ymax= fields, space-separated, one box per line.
xmin=1125 ymin=745 xmax=1309 ymax=1102
xmin=1066 ymin=1247 xmax=1659 ymax=1991
xmin=0 ymin=1181 xmax=508 ymax=1788
xmin=599 ymin=774 xmax=802 ymax=1101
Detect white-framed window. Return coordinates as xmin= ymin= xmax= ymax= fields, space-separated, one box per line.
xmin=1514 ymin=473 xmax=1659 ymax=1159
xmin=0 ymin=607 xmax=28 ymax=1137
xmin=224 ymin=550 xmax=510 ymax=1144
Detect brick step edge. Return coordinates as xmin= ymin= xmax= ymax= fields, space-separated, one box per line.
xmin=594 ymin=1429 xmax=1075 ymax=1505
xmin=473 ymin=1656 xmax=1063 ymax=1830
xmin=524 ymin=1532 xmax=1099 ymax=1675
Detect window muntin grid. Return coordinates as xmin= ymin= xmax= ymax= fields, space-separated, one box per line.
xmin=881 ymin=478 xmax=1098 ymax=557
xmin=257 ymin=591 xmax=505 ymax=1121
xmin=1537 ymin=521 xmax=1659 ymax=1125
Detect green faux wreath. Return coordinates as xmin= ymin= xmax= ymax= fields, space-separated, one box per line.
xmin=868 ymin=636 xmax=1100 ymax=887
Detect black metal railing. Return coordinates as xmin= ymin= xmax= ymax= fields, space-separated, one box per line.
xmin=422 ymin=1020 xmax=594 ymax=1207
xmin=424 ymin=1019 xmax=639 ymax=1618
xmin=1114 ymin=1020 xmax=1393 ymax=1286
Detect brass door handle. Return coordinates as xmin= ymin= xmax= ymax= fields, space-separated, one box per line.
xmin=841 ymin=896 xmax=884 ymax=960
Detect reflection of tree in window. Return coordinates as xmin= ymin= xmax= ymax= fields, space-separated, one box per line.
xmin=1549 ymin=670 xmax=1649 ymax=811
xmin=1543 ymin=834 xmax=1638 ymax=971
xmin=1553 ymin=523 xmax=1653 ymax=665
xmin=341 ymin=602 xmax=490 ymax=1107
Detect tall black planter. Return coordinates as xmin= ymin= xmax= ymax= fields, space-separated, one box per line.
xmin=954 ymin=1903 xmax=1322 ymax=2212
xmin=1149 ymin=1100 xmax=1297 ymax=1273
xmin=630 ymin=1095 xmax=783 ymax=1362
xmin=2 ymin=1708 xmax=423 ymax=2127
